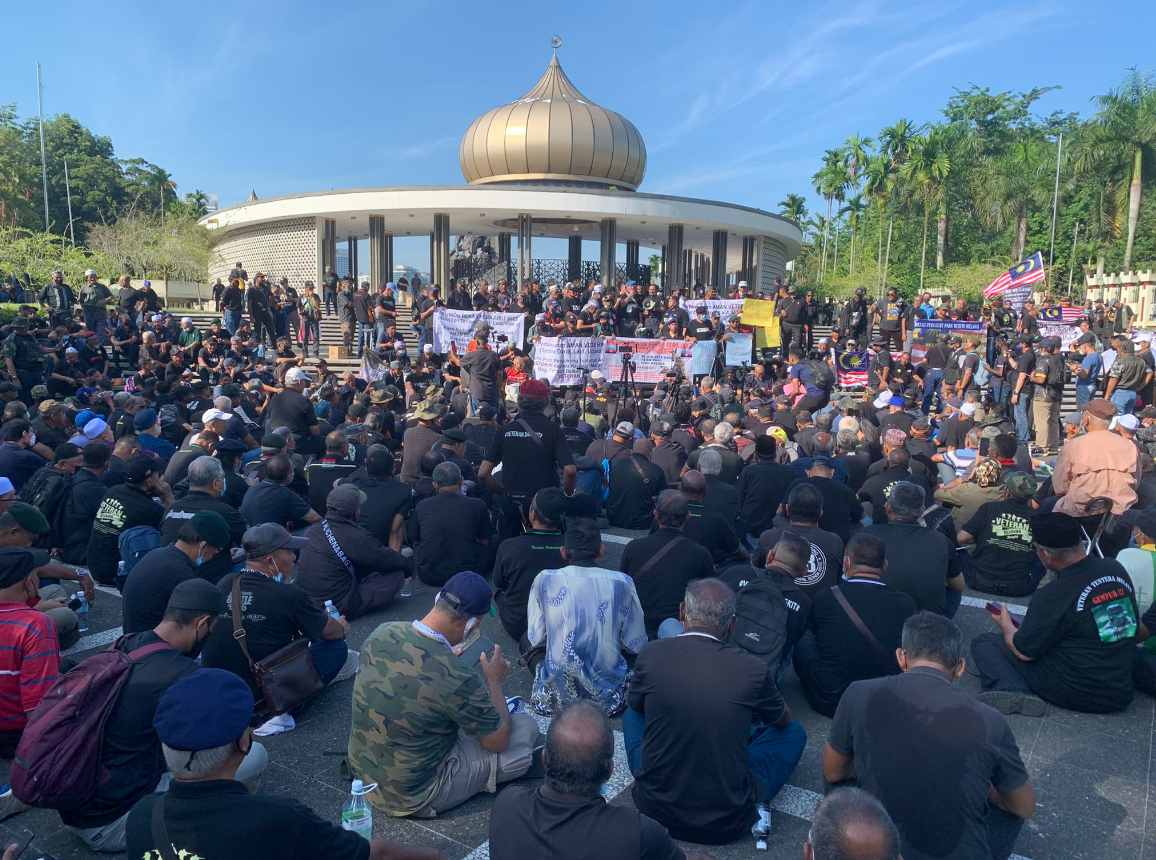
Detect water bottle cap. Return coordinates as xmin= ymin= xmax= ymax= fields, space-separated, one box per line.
xmin=351 ymin=779 xmax=363 ymax=793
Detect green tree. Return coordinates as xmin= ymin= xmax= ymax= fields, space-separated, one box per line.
xmin=900 ymin=128 xmax=951 ymax=289
xmin=978 ymin=134 xmax=1055 ymax=259
xmin=1077 ymin=67 xmax=1156 ymax=271
xmin=778 ymin=193 xmax=807 ymax=223
xmin=863 ymin=154 xmax=896 ymax=288
xmin=840 ymin=194 xmax=867 ymax=275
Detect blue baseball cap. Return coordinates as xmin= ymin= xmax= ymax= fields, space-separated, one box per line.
xmin=439 ymin=571 xmax=492 ymax=617
xmin=154 ymin=668 xmax=254 ymax=752
xmin=75 ymin=409 xmax=96 ymax=428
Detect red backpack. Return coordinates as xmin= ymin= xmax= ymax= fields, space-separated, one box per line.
xmin=11 ymin=638 xmax=173 ymax=809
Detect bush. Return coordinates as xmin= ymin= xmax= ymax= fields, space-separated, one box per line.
xmin=0 ymin=227 xmax=120 ymax=288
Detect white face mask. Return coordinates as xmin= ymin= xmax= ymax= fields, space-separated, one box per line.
xmin=27 ymin=434 xmax=36 ymax=447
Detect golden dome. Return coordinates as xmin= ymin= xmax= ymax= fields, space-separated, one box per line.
xmin=459 ymin=55 xmax=647 ymax=191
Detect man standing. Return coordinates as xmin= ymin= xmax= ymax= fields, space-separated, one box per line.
xmin=1069 ymin=332 xmax=1103 ymax=408
xmin=348 ymin=572 xmax=542 ymax=817
xmin=1030 ymin=338 xmax=1063 ymax=454
xmin=38 ymin=269 xmax=75 ymax=328
xmin=1106 ymin=338 xmax=1151 ymax=415
xmin=1009 ymin=336 xmax=1036 ymax=445
xmin=874 ymin=287 xmax=906 ymax=353
xmin=79 ymin=270 xmax=113 ymax=340
xmin=265 ymin=367 xmax=323 ymax=459
xmin=624 ymin=578 xmax=806 ymax=845
xmin=824 ymin=613 xmax=1036 ymax=860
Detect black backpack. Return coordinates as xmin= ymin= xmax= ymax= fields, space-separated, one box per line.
xmin=804 ymin=359 xmax=836 ymax=391
xmin=726 ymin=570 xmax=790 ymax=673
xmin=17 ymin=467 xmax=70 ymax=545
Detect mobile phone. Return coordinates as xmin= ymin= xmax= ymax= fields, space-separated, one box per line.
xmin=979 ymin=438 xmax=990 ymax=456
xmin=458 ymin=634 xmax=496 ymax=665
xmin=67 ymin=596 xmax=82 ymax=612
xmin=5 ymin=827 xmax=34 ymax=859
xmin=984 ymin=602 xmax=1021 ymax=628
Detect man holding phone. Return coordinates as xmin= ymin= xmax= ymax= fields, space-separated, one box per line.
xmin=348 ymin=571 xmax=542 ymax=818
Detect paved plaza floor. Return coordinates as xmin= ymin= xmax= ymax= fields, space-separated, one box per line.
xmin=3 ymin=526 xmax=1152 ymax=860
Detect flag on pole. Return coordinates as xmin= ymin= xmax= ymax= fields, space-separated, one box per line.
xmin=835 ymin=350 xmax=870 ymax=387
xmin=983 ymin=251 xmax=1047 ymax=299
xmin=1039 ymin=306 xmax=1086 ymax=322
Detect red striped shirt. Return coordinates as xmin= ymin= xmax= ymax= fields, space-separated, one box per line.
xmin=0 ymin=602 xmax=61 ymax=730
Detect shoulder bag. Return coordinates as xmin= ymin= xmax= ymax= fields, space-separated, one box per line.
xmin=231 ymin=575 xmax=323 ymax=716
xmin=517 ymin=418 xmax=545 ymax=448
xmin=635 ymin=535 xmax=688 ymax=578
xmin=831 ymin=585 xmax=886 ymax=654
xmin=152 ymin=795 xmax=179 ymax=860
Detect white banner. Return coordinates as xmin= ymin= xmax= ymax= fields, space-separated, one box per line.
xmin=679 ymin=298 xmax=745 ymax=320
xmin=1038 ymin=321 xmax=1081 ymax=352
xmin=724 ymin=332 xmax=754 ymax=366
xmin=532 ymin=338 xmax=606 ymax=386
xmin=431 ymin=308 xmax=525 ymax=352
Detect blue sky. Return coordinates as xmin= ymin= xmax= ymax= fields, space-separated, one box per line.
xmin=6 ymin=0 xmax=1153 ymax=268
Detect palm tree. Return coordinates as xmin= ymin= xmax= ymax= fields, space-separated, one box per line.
xmin=843 ymin=134 xmax=875 ymax=182
xmin=863 ymin=155 xmax=895 ymax=289
xmin=880 ymin=118 xmax=918 ymax=167
xmin=827 ymin=162 xmax=853 ymax=275
xmin=979 ymin=134 xmax=1054 ymax=260
xmin=778 ymin=193 xmax=808 ymax=223
xmin=1076 ymin=67 xmax=1156 ymax=271
xmin=901 ymin=129 xmax=951 ymax=289
xmin=812 ymin=150 xmax=843 ymax=275
xmin=840 ymin=194 xmax=868 ymax=275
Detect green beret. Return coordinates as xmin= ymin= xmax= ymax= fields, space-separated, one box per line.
xmin=442 ymin=428 xmax=468 ymax=443
xmin=260 ymin=433 xmax=287 ymax=449
xmin=347 ymin=403 xmax=368 ymax=418
xmin=7 ymin=502 xmax=49 ymax=534
xmin=191 ymin=511 xmax=231 ymax=549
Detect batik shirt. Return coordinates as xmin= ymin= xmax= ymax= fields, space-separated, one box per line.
xmin=526 ymin=564 xmax=648 ymax=715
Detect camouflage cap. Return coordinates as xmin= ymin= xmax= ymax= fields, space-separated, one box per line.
xmin=971 ymin=458 xmax=1002 ymax=488
xmin=1005 ymin=470 xmax=1038 ymax=499
xmin=30 ymin=385 xmax=49 ymax=400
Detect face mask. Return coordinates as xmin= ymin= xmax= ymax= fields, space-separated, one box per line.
xmin=194 ymin=550 xmax=204 ymax=568
xmin=27 ymin=434 xmax=36 ymax=447
xmin=270 ymin=560 xmax=283 ymax=583
xmin=190 ymin=626 xmax=211 ymax=659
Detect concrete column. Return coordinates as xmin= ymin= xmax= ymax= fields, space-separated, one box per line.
xmin=352 ymin=239 xmax=359 ymax=282
xmin=711 ymin=230 xmax=728 ymax=289
xmin=497 ymin=232 xmax=512 ymax=287
xmin=320 ymin=218 xmax=337 ymax=284
xmin=368 ymin=216 xmax=393 ymax=288
xmin=430 ymin=214 xmax=450 ymax=289
xmin=667 ymin=225 xmax=684 ymax=294
xmin=599 ymin=218 xmax=617 ymax=287
xmin=683 ymin=249 xmax=694 ymax=290
xmin=625 ymin=240 xmax=640 ymax=272
xmin=568 ymin=236 xmax=583 ymax=284
xmin=345 ymin=237 xmax=355 ymax=279
xmin=516 ymin=214 xmax=533 ymax=291
xmin=741 ymin=237 xmax=758 ymax=287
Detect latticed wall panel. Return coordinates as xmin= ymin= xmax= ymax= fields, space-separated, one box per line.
xmin=759 ymin=237 xmax=787 ymax=293
xmin=210 ymin=218 xmax=319 ymax=288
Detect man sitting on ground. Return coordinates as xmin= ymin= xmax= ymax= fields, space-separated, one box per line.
xmin=492 ymin=488 xmax=568 ymax=644
xmin=61 ymin=580 xmax=269 ymax=853
xmin=526 ymin=518 xmax=647 ymax=715
xmin=672 ymin=470 xmax=746 ymax=564
xmin=757 ymin=483 xmax=845 ymax=596
xmin=793 ymin=534 xmax=918 ymax=718
xmin=624 ymin=578 xmax=807 ymax=845
xmin=297 ymin=485 xmax=413 ymax=619
xmin=348 ymin=572 xmax=542 ymax=818
xmin=824 ymin=612 xmax=1036 ymax=860
xmin=804 ymin=788 xmax=902 ymax=860
xmin=971 ymin=511 xmax=1140 ymax=716
xmin=126 ymin=668 xmax=447 ymax=860
xmin=958 ymin=472 xmax=1043 ymax=597
xmin=489 ymin=699 xmax=715 ymax=860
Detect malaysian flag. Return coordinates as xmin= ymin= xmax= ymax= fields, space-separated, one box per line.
xmin=983 ymin=251 xmax=1047 ymax=298
xmin=836 ymin=350 xmax=870 ymax=387
xmin=1039 ymin=306 xmax=1087 ymax=322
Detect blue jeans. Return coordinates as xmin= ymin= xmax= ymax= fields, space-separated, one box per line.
xmin=415 ymin=324 xmax=430 ymax=352
xmin=357 ymin=323 xmax=375 ymax=355
xmin=1075 ymin=383 xmax=1096 ymax=408
xmin=324 ymin=291 xmax=338 ymax=315
xmin=310 ymin=638 xmax=348 ymax=685
xmin=1111 ymin=389 xmax=1138 ymax=415
xmin=623 ymin=708 xmax=806 ymax=801
xmin=945 ymin=588 xmax=961 ymax=619
xmin=223 ymin=309 xmax=241 ymax=336
xmin=921 ymin=369 xmax=945 ymax=414
xmin=1013 ymin=396 xmax=1032 ymax=444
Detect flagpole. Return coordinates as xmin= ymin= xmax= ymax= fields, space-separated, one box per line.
xmin=1049 ymin=133 xmax=1063 ymax=266
xmin=1068 ymin=222 xmax=1079 ymax=295
xmin=36 ymin=62 xmax=49 ymax=232
xmin=63 ymin=157 xmax=75 ymax=247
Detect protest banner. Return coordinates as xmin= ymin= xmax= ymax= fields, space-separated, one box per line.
xmin=431 ymin=308 xmax=525 ymax=352
xmin=679 ymin=298 xmax=745 ymax=320
xmin=531 ymin=337 xmax=605 ymax=387
xmin=911 ymin=319 xmax=987 ymax=360
xmin=602 ymin=338 xmax=698 ymax=383
xmin=740 ymin=298 xmax=778 ymax=328
xmin=1038 ymin=322 xmax=1081 ymax=352
xmin=724 ymin=332 xmax=754 ymax=366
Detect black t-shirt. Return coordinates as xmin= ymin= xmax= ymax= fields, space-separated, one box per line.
xmin=686 ymin=443 xmax=743 ymax=485
xmin=838 ymin=449 xmax=874 ymax=492
xmin=338 ymin=472 xmax=415 ymax=546
xmin=407 ymin=492 xmax=494 ymax=587
xmin=561 ymin=426 xmax=596 ymax=459
xmin=688 ymin=319 xmax=715 ymax=341
xmin=786 ymin=476 xmax=864 ymax=543
xmin=352 ymin=291 xmax=373 ymax=323
xmin=240 ymin=480 xmax=314 ymax=530
xmin=60 ymin=632 xmax=197 ymax=828
xmin=877 ymin=299 xmax=904 ymax=331
xmin=876 ymin=410 xmax=913 ymax=438
xmin=938 ymin=415 xmax=974 ymax=450
xmin=127 ymin=779 xmax=369 ymax=860
xmin=675 ymin=501 xmax=740 ymax=564
xmin=459 ymin=347 xmax=503 ymax=400
xmin=857 ymin=469 xmax=929 ymax=525
xmin=201 ymin=570 xmax=329 ymax=701
xmin=925 ymin=343 xmax=951 ymax=370
xmin=621 ymin=530 xmax=717 ymax=638
xmin=1012 ymin=555 xmax=1138 ymax=713
xmin=863 ymin=520 xmax=959 ymax=614
xmin=493 ymin=529 xmax=565 ymax=641
xmin=490 ymin=784 xmax=682 ymax=860
xmin=800 ymin=578 xmax=918 ymax=717
xmin=483 ymin=411 xmax=574 ymax=496
xmin=1014 ymin=348 xmax=1037 ymax=397
xmin=627 ymin=633 xmax=786 ymax=844
xmin=718 ymin=563 xmax=811 ymax=650
xmin=736 ymin=460 xmax=797 ymax=537
xmin=756 ymin=524 xmax=845 ymax=597
xmin=121 ymin=545 xmax=203 ymax=634
xmin=962 ymin=499 xmax=1038 ymax=595
xmin=87 ymin=483 xmax=165 ymax=584
xmin=867 ymin=349 xmax=892 ymax=387
xmin=265 ymin=389 xmax=318 ymax=441
xmin=829 ymin=667 xmax=1030 ymax=860
xmin=607 ymin=454 xmax=666 ymax=530
xmin=159 ymin=490 xmax=247 ymax=583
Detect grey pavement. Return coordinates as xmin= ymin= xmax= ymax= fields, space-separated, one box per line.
xmin=2 ymin=526 xmax=1151 ymax=860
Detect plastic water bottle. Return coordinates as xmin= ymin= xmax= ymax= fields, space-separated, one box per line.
xmin=342 ymin=779 xmax=375 ymax=838
xmin=324 ymin=600 xmax=341 ymax=621
xmin=752 ymin=802 xmax=771 ymax=850
xmin=75 ymin=592 xmax=89 ymax=633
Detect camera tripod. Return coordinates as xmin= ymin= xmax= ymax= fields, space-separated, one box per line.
xmin=613 ymin=351 xmax=644 ymax=431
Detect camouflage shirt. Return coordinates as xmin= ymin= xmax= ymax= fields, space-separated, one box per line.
xmin=347 ymin=621 xmax=500 ymax=816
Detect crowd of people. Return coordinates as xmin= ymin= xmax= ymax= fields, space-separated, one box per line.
xmin=0 ymin=261 xmax=1153 ymax=860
